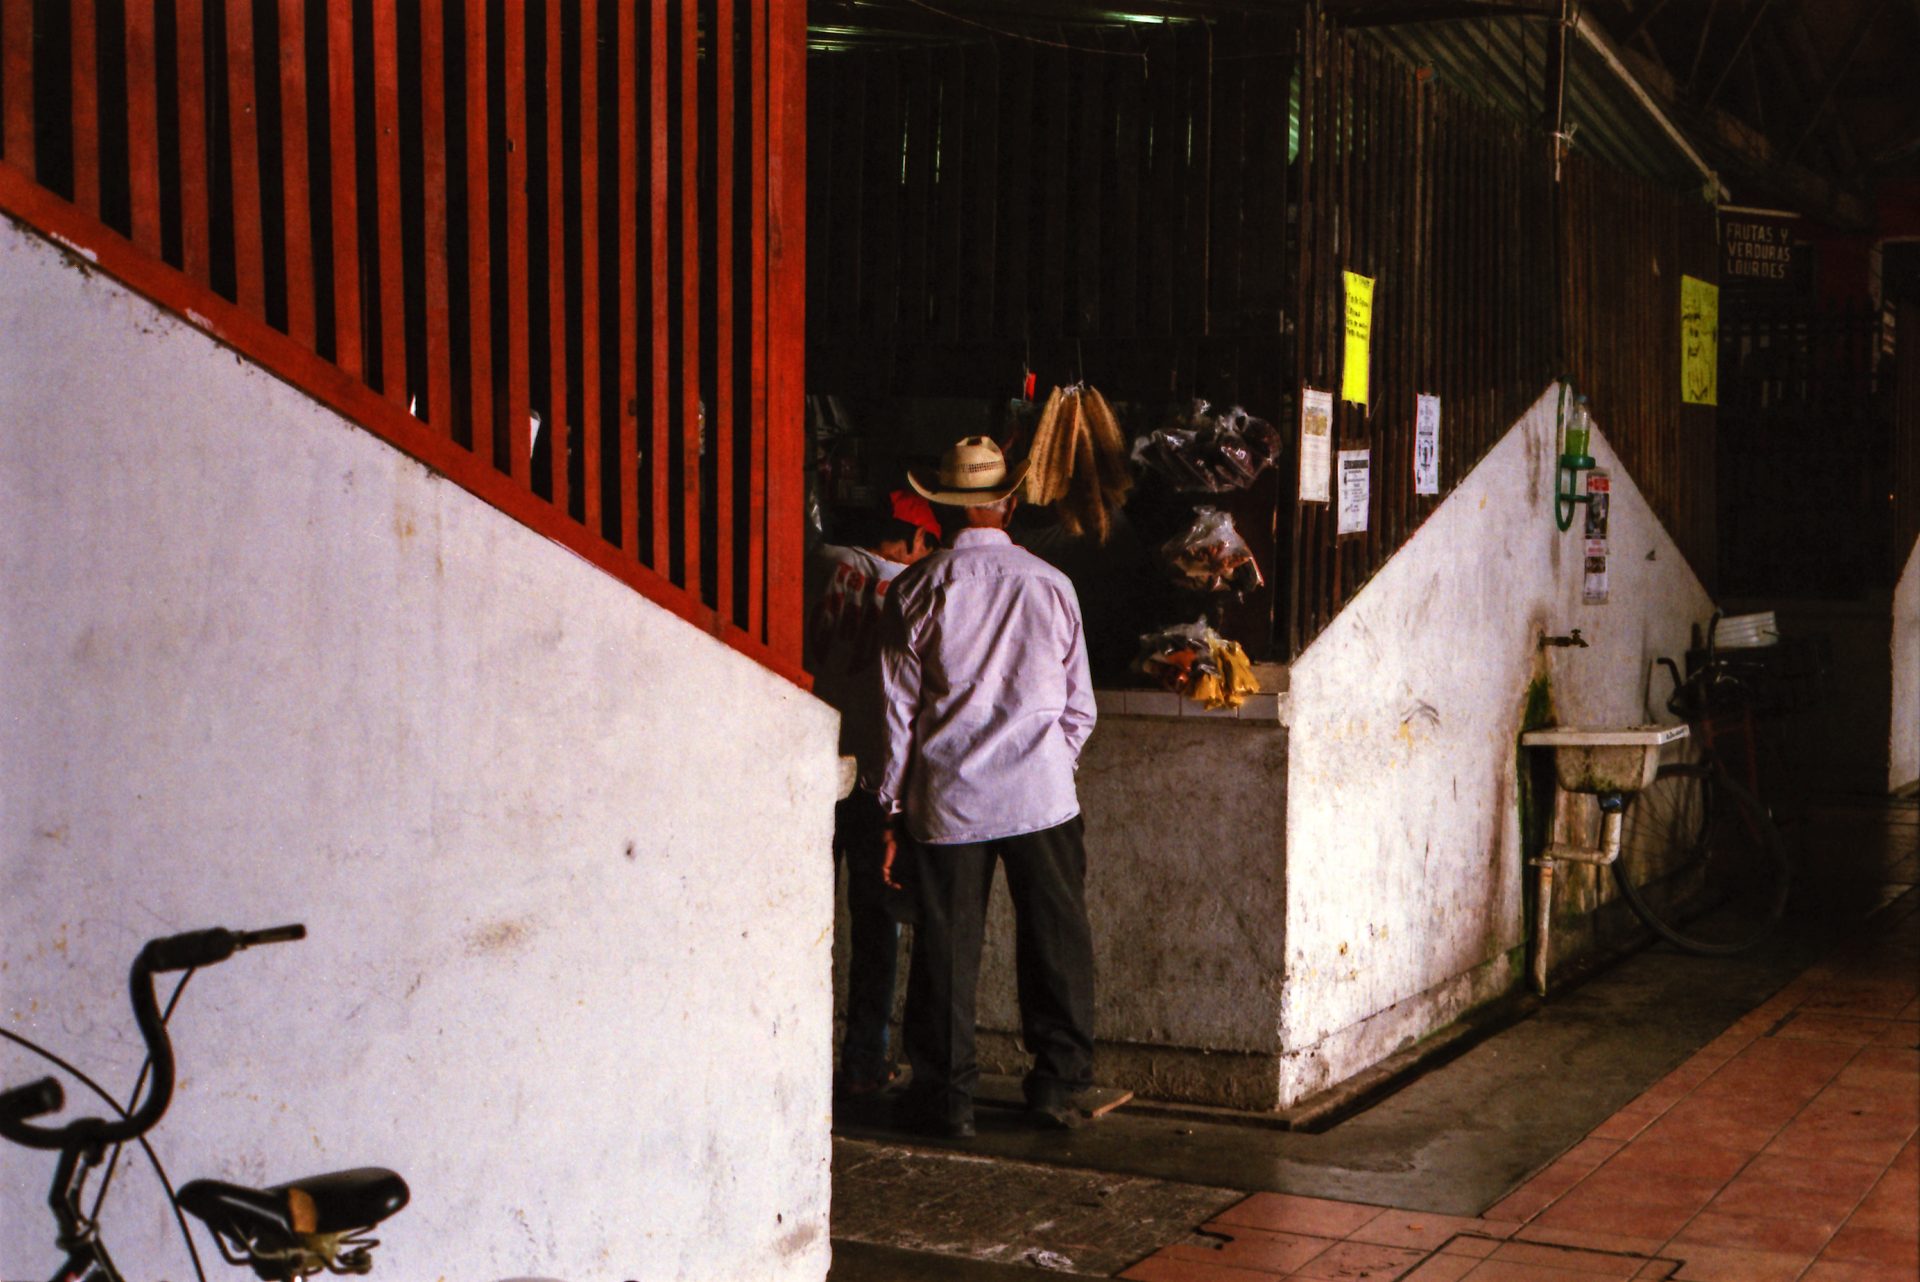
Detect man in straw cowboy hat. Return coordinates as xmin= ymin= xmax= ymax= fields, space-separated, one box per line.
xmin=875 ymin=436 xmax=1099 ymax=1138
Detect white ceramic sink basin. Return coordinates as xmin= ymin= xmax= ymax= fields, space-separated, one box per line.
xmin=1520 ymin=724 xmax=1689 ymax=794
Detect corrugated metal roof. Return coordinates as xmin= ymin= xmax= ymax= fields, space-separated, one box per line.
xmin=807 ymin=2 xmax=1719 ymax=198
xmin=1364 ymin=15 xmax=1718 ymax=197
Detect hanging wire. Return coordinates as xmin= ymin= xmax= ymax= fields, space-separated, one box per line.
xmin=895 ymin=0 xmax=1149 ymax=62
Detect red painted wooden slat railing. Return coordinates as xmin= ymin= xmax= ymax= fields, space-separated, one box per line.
xmin=0 ymin=0 xmax=806 ymax=688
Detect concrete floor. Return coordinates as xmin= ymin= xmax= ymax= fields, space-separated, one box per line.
xmin=828 ymin=798 xmax=1919 ymax=1280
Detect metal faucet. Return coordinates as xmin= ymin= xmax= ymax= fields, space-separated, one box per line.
xmin=1538 ymin=628 xmax=1588 ymax=649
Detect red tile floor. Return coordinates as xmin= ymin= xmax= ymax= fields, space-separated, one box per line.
xmin=1120 ymin=890 xmax=1920 ymax=1282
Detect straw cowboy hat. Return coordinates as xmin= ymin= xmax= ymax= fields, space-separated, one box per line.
xmin=907 ymin=436 xmax=1031 ymax=507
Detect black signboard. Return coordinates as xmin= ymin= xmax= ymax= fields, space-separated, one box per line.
xmin=1721 ymin=210 xmax=1800 ymax=289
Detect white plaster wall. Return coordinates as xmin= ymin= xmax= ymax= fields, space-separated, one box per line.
xmin=1895 ymin=537 xmax=1920 ymax=794
xmin=1279 ymin=386 xmax=1713 ymax=1101
xmin=0 ymin=218 xmax=836 ymax=1282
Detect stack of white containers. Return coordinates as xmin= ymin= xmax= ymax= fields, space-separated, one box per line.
xmin=1716 ymin=611 xmax=1779 ymax=649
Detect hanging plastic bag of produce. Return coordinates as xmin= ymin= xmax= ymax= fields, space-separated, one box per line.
xmin=1133 ymin=617 xmax=1263 ymax=711
xmin=1130 ymin=401 xmax=1283 ymax=492
xmin=1162 ymin=507 xmax=1265 ymax=596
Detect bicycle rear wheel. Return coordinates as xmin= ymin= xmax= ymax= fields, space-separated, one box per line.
xmin=1613 ymin=761 xmax=1790 ymax=955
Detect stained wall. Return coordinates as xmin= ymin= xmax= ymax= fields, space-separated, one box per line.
xmin=0 ymin=217 xmax=836 ymax=1282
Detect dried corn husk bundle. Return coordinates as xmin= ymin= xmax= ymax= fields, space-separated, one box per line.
xmin=1020 ymin=384 xmax=1133 ymax=543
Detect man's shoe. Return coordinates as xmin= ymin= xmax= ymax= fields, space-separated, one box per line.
xmin=893 ymin=1090 xmax=975 ymax=1139
xmin=834 ymin=1065 xmax=902 ymax=1102
xmin=918 ymin=1113 xmax=976 ymax=1139
xmin=1027 ymin=1098 xmax=1083 ymax=1131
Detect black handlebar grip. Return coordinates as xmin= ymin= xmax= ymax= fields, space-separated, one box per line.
xmin=142 ymin=923 xmax=307 ymax=973
xmin=142 ymin=928 xmax=243 ymax=973
xmin=0 ymin=1076 xmax=64 ymax=1121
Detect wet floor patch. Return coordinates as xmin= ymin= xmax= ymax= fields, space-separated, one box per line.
xmin=832 ymin=1139 xmax=1242 ymax=1276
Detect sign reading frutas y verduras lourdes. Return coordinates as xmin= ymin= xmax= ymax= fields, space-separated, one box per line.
xmin=1720 ymin=208 xmax=1799 ymax=288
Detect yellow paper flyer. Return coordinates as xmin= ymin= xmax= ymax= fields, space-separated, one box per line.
xmin=1681 ymin=275 xmax=1718 ymax=406
xmin=1342 ymin=271 xmax=1374 ymax=406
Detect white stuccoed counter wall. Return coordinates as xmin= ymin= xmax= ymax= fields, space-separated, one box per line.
xmin=1894 ymin=538 xmax=1919 ymax=794
xmin=0 ymin=217 xmax=836 ymax=1281
xmin=1279 ymin=387 xmax=1713 ymax=1103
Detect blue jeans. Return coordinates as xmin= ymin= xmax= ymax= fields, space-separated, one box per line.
xmin=836 ymin=791 xmax=901 ymax=1084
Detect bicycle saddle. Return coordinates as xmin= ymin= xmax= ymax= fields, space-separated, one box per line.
xmin=178 ymin=1167 xmax=408 ymax=1260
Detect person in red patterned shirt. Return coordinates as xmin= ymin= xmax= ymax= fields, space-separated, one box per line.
xmin=808 ymin=489 xmax=941 ymax=1099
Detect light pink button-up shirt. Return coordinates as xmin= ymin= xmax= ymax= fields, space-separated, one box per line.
xmin=877 ymin=528 xmax=1097 ymax=845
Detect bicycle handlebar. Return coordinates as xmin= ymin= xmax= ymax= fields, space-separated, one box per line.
xmin=0 ymin=923 xmax=305 ymax=1152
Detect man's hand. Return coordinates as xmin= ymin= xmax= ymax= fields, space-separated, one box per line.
xmin=881 ymin=819 xmax=905 ymax=891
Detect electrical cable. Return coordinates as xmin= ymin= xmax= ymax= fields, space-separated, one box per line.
xmin=894 ymin=0 xmax=1148 ymax=61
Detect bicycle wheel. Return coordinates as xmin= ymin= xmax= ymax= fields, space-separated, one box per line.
xmin=1613 ymin=761 xmax=1791 ymax=955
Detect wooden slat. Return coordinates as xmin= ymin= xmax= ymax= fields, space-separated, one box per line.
xmin=1105 ymin=44 xmax=1139 ymax=338
xmin=822 ymin=52 xmax=864 ymax=336
xmin=579 ymin=0 xmax=602 ymax=535
xmin=177 ymin=0 xmax=211 ymax=285
xmin=277 ymin=0 xmax=313 ymax=345
xmin=1038 ymin=44 xmax=1067 ymax=339
xmin=326 ymin=2 xmax=362 ymax=376
xmin=936 ymin=46 xmax=965 ymax=342
xmin=766 ymin=0 xmax=806 ymax=664
xmin=505 ymin=2 xmax=530 ymax=482
xmin=1071 ymin=45 xmax=1104 ymax=337
xmin=225 ymin=0 xmax=265 ymax=311
xmin=1240 ymin=48 xmax=1283 ymax=331
xmin=419 ymin=0 xmax=450 ymax=425
xmin=618 ymin=0 xmax=639 ymax=558
xmin=859 ymin=52 xmax=897 ymax=335
xmin=71 ymin=0 xmax=99 ymax=214
xmin=544 ymin=0 xmax=568 ymax=510
xmin=899 ymin=50 xmax=930 ymax=339
xmin=965 ymin=41 xmax=998 ymax=338
xmin=747 ymin=0 xmax=768 ymax=637
xmin=678 ymin=0 xmax=699 ymax=589
xmin=463 ymin=0 xmax=493 ymax=446
xmin=371 ymin=0 xmax=405 ymax=404
xmin=649 ymin=0 xmax=669 ymax=569
xmin=1180 ymin=24 xmax=1212 ymax=339
xmin=2 ymin=0 xmax=31 ymax=175
xmin=1144 ymin=28 xmax=1177 ymax=337
xmin=1206 ymin=49 xmax=1244 ymax=334
xmin=126 ymin=1 xmax=161 ymax=254
xmin=997 ymin=39 xmax=1031 ymax=340
xmin=714 ymin=0 xmax=736 ymax=619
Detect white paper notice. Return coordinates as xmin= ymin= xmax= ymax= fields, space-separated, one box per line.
xmin=1414 ymin=393 xmax=1441 ymax=495
xmin=1583 ymin=538 xmax=1610 ymax=604
xmin=1300 ymin=387 xmax=1333 ymax=503
xmin=1337 ymin=448 xmax=1370 ymax=535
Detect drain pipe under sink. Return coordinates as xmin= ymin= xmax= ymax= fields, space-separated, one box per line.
xmin=1530 ymin=793 xmax=1627 ymax=996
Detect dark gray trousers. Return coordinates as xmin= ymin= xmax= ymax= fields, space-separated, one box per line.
xmin=902 ymin=815 xmax=1094 ymax=1120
